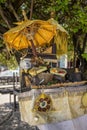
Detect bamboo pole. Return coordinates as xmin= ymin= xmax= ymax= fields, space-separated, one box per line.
xmin=31 ymin=81 xmax=87 ymax=89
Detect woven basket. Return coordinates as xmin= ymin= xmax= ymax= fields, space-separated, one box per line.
xmin=38 ymin=72 xmax=53 ymax=84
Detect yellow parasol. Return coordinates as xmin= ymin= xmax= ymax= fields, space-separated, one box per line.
xmin=3 ymin=19 xmax=56 ymax=57
xmin=48 ymin=18 xmax=68 ymax=58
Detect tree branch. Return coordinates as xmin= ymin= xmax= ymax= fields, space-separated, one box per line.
xmin=0 ymin=5 xmax=11 ymax=29
xmin=30 ymin=0 xmax=34 ymax=20
xmin=0 ymin=33 xmax=3 ymax=40
xmin=13 ymin=0 xmax=26 ymax=10
xmin=8 ymin=2 xmax=20 ymax=21
xmin=0 ymin=24 xmax=8 ymax=33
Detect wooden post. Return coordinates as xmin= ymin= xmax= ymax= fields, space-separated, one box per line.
xmin=13 ymin=72 xmax=16 ymax=111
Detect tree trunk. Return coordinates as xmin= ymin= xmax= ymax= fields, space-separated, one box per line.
xmin=72 ymin=34 xmax=78 ymax=70
xmin=82 ymin=33 xmax=87 ymax=53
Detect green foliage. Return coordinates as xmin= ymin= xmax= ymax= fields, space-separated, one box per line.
xmin=0 ymin=0 xmax=6 ymax=3
xmin=0 ymin=0 xmax=15 ymax=3
xmin=82 ymin=53 xmax=87 ymax=61
xmin=72 ymin=5 xmax=87 ymax=33
xmin=0 ymin=52 xmax=7 ymax=65
xmin=55 ymin=0 xmax=69 ymax=12
xmin=0 ymin=52 xmax=18 ymax=69
xmin=6 ymin=55 xmax=18 ymax=70
xmin=0 ymin=39 xmax=4 ymax=47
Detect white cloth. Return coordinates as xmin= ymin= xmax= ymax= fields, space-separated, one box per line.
xmin=38 ymin=114 xmax=87 ymax=130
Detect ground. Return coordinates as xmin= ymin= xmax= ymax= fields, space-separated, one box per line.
xmin=0 ymin=93 xmax=39 ymax=130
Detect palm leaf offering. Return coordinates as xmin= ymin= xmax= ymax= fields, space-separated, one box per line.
xmin=32 ymin=93 xmax=53 ymax=112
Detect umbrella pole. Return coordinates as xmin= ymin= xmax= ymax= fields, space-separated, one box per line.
xmin=30 ymin=39 xmax=37 ymax=58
